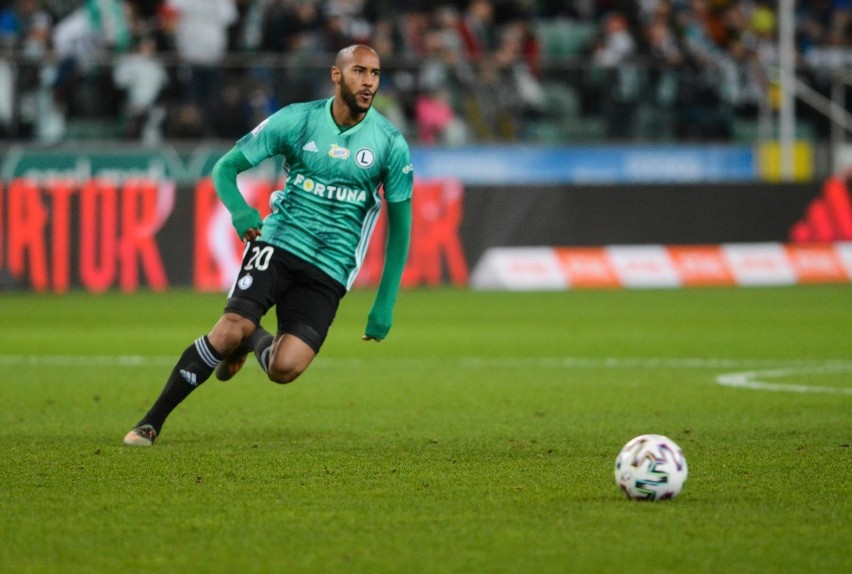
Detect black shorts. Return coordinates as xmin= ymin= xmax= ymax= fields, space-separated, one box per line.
xmin=224 ymin=241 xmax=347 ymax=353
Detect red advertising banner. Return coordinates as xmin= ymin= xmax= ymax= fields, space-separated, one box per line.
xmin=0 ymin=177 xmax=468 ymax=293
xmin=2 ymin=178 xmax=172 ymax=293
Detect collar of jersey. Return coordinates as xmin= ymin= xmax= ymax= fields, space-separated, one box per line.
xmin=326 ymin=96 xmax=372 ymax=135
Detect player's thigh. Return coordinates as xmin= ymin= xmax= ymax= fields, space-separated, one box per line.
xmin=274 ymin=258 xmax=346 ymax=354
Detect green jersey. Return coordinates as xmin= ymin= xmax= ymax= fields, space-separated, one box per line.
xmin=236 ymin=97 xmax=414 ymax=289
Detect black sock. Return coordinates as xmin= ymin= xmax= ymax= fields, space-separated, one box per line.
xmin=137 ymin=336 xmax=223 ymax=433
xmin=248 ymin=326 xmax=274 ymax=373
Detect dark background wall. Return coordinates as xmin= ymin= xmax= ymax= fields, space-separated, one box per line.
xmin=460 ymin=183 xmax=822 ymax=266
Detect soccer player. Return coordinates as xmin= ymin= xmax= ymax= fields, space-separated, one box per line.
xmin=123 ymin=44 xmax=413 ymax=446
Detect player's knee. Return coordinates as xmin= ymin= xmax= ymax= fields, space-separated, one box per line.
xmin=267 ymin=359 xmax=306 ymax=385
xmin=209 ymin=313 xmax=254 ymax=354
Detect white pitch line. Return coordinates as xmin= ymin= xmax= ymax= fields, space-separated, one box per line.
xmin=0 ymin=355 xmax=846 ymax=370
xmin=0 ymin=355 xmax=177 ymax=368
xmin=1 ymin=355 xmax=850 ymax=395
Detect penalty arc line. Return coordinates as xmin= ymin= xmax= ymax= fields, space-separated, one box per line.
xmin=716 ymin=365 xmax=852 ymax=395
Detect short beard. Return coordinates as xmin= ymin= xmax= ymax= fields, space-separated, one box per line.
xmin=339 ymin=72 xmax=373 ymax=116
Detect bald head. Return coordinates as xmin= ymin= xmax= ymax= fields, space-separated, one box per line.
xmin=335 ymin=44 xmax=380 ymax=69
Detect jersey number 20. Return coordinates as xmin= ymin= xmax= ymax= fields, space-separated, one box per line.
xmin=245 ymin=246 xmax=273 ymax=271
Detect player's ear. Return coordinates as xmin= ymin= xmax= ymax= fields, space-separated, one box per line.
xmin=331 ymin=66 xmax=341 ymax=84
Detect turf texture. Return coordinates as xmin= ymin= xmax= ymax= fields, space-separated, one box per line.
xmin=1 ymin=286 xmax=850 ymax=573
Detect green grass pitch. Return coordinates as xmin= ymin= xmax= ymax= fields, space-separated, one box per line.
xmin=1 ymin=286 xmax=850 ymax=573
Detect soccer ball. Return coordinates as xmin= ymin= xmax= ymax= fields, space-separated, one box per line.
xmin=614 ymin=434 xmax=688 ymax=500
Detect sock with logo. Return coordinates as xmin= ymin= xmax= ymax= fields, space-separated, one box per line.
xmin=136 ymin=336 xmax=223 ymax=434
xmin=248 ymin=326 xmax=275 ymax=373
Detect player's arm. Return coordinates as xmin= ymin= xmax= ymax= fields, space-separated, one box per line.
xmin=363 ymin=198 xmax=412 ymax=341
xmin=211 ymin=147 xmax=262 ymax=241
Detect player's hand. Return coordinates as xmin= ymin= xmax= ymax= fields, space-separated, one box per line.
xmin=243 ymin=227 xmax=262 ymax=242
xmin=363 ymin=308 xmax=392 ymax=342
xmin=232 ymin=208 xmax=263 ymax=241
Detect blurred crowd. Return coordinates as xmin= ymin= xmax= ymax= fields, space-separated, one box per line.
xmin=0 ymin=0 xmax=849 ymax=145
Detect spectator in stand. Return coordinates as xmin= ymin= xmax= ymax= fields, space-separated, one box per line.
xmin=324 ymin=0 xmax=372 ymax=44
xmin=1 ymin=0 xmax=851 ymax=145
xmin=394 ymin=3 xmax=430 ymax=56
xmin=802 ymin=0 xmax=852 ymax=85
xmin=457 ymin=0 xmax=495 ymax=61
xmin=232 ymin=0 xmax=273 ymax=52
xmin=415 ymin=24 xmax=472 ymax=145
xmin=417 ymin=23 xmax=475 ymax=110
xmin=466 ymin=51 xmax=515 ymax=141
xmin=260 ymin=0 xmax=321 ymax=52
xmin=47 ymin=0 xmax=133 ymax=141
xmin=672 ymin=0 xmax=737 ymax=139
xmin=113 ymin=34 xmax=168 ymax=143
xmin=645 ymin=11 xmax=682 ymax=70
xmin=592 ymin=10 xmax=637 ymax=69
xmin=494 ymin=22 xmax=545 ymax=132
xmin=799 ymin=1 xmax=851 ymax=138
xmin=636 ymin=13 xmax=683 ymax=139
xmin=507 ymin=13 xmax=541 ymax=79
xmin=462 ymin=4 xmax=543 ymax=142
xmin=369 ymin=18 xmax=411 ymax=135
xmin=719 ymin=3 xmax=768 ymax=118
xmin=637 ymin=0 xmax=666 ymax=25
xmin=152 ymin=0 xmax=179 ymax=52
xmin=591 ymin=10 xmax=639 ymax=138
xmin=432 ymin=4 xmax=467 ymax=59
xmin=254 ymin=0 xmax=328 ymax=104
xmin=319 ymin=9 xmax=350 ymax=52
xmin=0 ymin=2 xmax=15 ymax=137
xmin=414 ymin=86 xmax=466 ymax=145
xmin=0 ymin=0 xmax=53 ymax=138
xmin=167 ymin=0 xmax=238 ymax=135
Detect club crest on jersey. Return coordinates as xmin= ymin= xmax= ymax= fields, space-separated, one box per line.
xmin=355 ymin=148 xmax=375 ymax=168
xmin=328 ymin=144 xmax=350 ymax=160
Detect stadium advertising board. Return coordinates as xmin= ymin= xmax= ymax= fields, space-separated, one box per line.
xmin=2 ymin=143 xmax=760 ymax=186
xmin=4 ymin=173 xmax=845 ymax=292
xmin=470 ymin=243 xmax=852 ymax=290
xmin=0 ymin=177 xmax=468 ymax=293
xmin=410 ymin=145 xmax=758 ymax=184
xmin=0 ymin=146 xmax=840 ymax=292
xmin=0 ymin=146 xmax=188 ymax=183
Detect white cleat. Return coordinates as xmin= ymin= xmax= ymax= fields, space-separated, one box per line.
xmin=123 ymin=424 xmax=157 ymax=446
